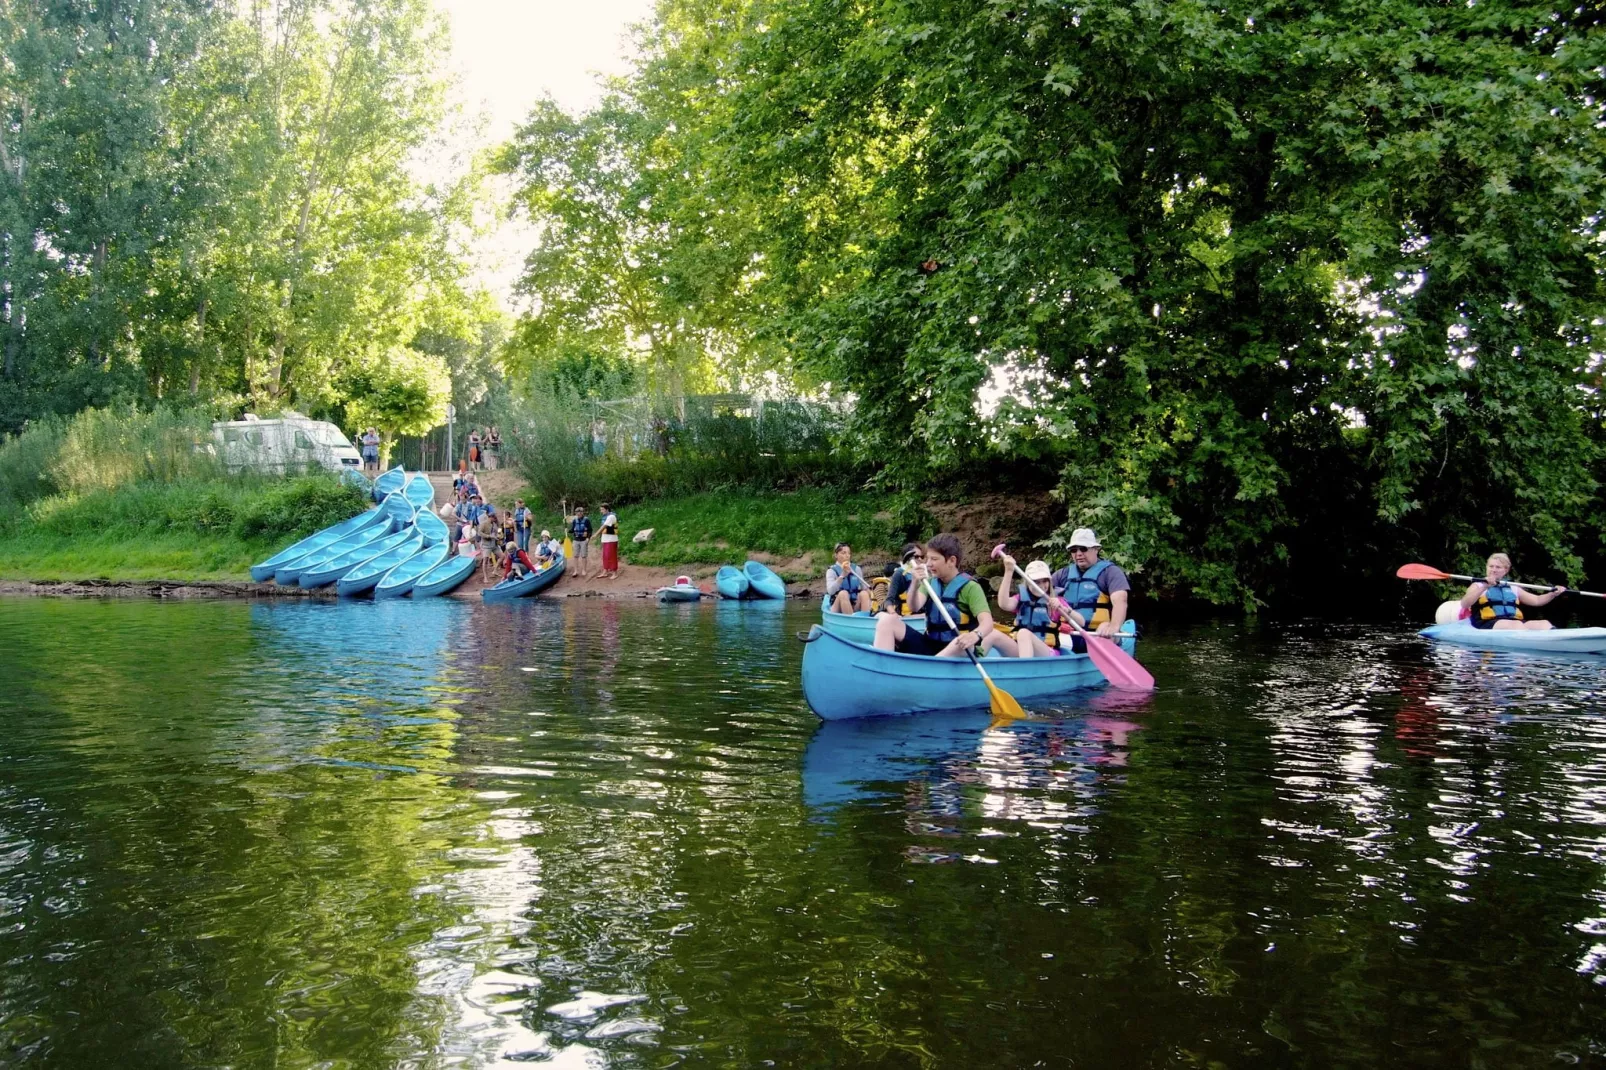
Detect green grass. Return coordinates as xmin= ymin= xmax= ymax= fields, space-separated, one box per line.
xmin=0 ymin=531 xmax=282 ymax=581
xmin=617 ymin=489 xmax=898 ymax=578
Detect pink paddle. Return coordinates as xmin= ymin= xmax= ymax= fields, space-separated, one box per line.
xmin=990 ymin=543 xmax=1156 ymax=692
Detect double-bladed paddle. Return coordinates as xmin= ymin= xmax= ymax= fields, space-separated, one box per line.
xmin=1395 ymin=563 xmax=1601 ymax=599
xmin=991 ymin=544 xmax=1156 ymax=692
xmin=917 ymin=575 xmax=1026 ymax=720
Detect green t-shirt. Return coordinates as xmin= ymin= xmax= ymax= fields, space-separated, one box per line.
xmin=916 ymin=575 xmax=989 ymax=625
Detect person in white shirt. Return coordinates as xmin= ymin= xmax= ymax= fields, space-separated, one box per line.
xmin=598 ymin=501 xmax=620 ymax=579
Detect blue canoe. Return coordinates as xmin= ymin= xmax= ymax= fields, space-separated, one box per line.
xmin=273 ymin=516 xmax=395 ymax=584
xmin=800 ymin=624 xmax=1112 ymax=720
xmin=743 ymin=560 xmax=786 ymax=600
xmin=818 ymin=600 xmax=926 ymax=645
xmin=483 ymin=557 xmax=565 ymax=603
xmin=1419 ymin=620 xmax=1606 ymax=654
xmin=411 ymin=553 xmax=479 ymax=598
xmin=340 ymin=468 xmax=372 ymax=496
xmin=715 ymin=565 xmax=749 ymax=600
xmin=372 ymin=465 xmax=407 ymax=502
xmin=377 ymin=492 xmax=416 ymax=527
xmin=336 ymin=531 xmax=425 ymax=596
xmin=658 ymin=583 xmax=702 ymax=602
xmin=415 ymin=508 xmax=449 ymax=545
xmin=250 ymin=508 xmax=380 ymax=582
xmin=403 ymin=471 xmax=434 ymax=510
xmin=374 ymin=542 xmax=451 ymax=599
xmin=300 ymin=528 xmax=418 ymax=589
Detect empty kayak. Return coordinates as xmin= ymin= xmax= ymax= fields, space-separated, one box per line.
xmin=411 ymin=553 xmax=478 ymax=598
xmin=715 ymin=565 xmax=749 ymax=600
xmin=375 ymin=542 xmax=450 ymax=599
xmin=1419 ymin=621 xmax=1606 ymax=654
xmin=300 ymin=528 xmax=419 ymax=589
xmin=483 ymin=557 xmax=566 ymax=603
xmin=402 ymin=471 xmax=434 ymax=509
xmin=336 ymin=531 xmax=426 ymax=596
xmin=818 ymin=600 xmax=925 ymax=645
xmin=273 ymin=518 xmax=395 ymax=585
xmin=743 ymin=560 xmax=786 ymax=600
xmin=800 ymin=624 xmax=1110 ymax=720
xmin=414 ymin=508 xmax=449 ymax=545
xmin=372 ymin=465 xmax=407 ymax=502
xmin=250 ymin=508 xmax=379 ymax=582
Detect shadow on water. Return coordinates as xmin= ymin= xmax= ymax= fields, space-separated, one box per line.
xmin=0 ymin=601 xmax=1602 ymax=1066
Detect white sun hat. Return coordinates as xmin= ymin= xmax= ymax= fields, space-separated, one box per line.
xmin=1067 ymin=528 xmax=1101 ymax=549
xmin=1024 ymin=560 xmax=1053 ymax=582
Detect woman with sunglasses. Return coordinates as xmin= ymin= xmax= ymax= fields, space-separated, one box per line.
xmin=1051 ymin=528 xmax=1131 ymax=646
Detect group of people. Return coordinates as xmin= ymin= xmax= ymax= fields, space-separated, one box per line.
xmin=561 ymin=503 xmax=621 ymax=581
xmin=825 ymin=528 xmax=1131 ymax=659
xmin=465 ymin=427 xmax=503 ymax=471
xmin=437 ymin=468 xmax=562 ymax=584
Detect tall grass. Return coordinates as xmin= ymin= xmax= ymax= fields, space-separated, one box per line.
xmin=0 ymin=406 xmax=219 ymax=511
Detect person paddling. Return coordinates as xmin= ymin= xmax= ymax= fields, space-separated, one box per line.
xmin=985 ymin=557 xmax=1067 ymax=658
xmin=1460 ymin=553 xmax=1566 ymax=630
xmin=825 ymin=542 xmax=872 ymax=614
xmin=880 ymin=543 xmax=923 ymax=617
xmin=872 ymin=534 xmax=994 ymax=657
xmin=1051 ymin=528 xmax=1131 ymax=648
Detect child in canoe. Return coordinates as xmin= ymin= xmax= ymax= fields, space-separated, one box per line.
xmin=825 ymin=542 xmax=872 ymax=614
xmin=872 ymin=534 xmax=995 ymax=656
xmin=985 ymin=556 xmax=1068 ymax=658
xmin=1461 ymin=553 xmax=1567 ymax=630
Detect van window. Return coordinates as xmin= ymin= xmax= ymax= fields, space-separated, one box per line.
xmin=246 ymin=431 xmax=262 ymax=446
xmin=223 ymin=428 xmax=240 ymax=444
xmin=294 ymin=430 xmax=314 ymax=450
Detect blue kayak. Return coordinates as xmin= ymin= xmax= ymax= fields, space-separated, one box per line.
xmin=250 ymin=508 xmax=380 ymax=582
xmin=800 ymin=624 xmax=1111 ymax=720
xmin=743 ymin=560 xmax=786 ymax=600
xmin=1420 ymin=620 xmax=1606 ymax=654
xmin=273 ymin=517 xmax=395 ymax=584
xmin=372 ymin=465 xmax=407 ymax=502
xmin=658 ymin=583 xmax=702 ymax=602
xmin=818 ymin=600 xmax=925 ymax=645
xmin=715 ymin=565 xmax=749 ymax=600
xmin=300 ymin=528 xmax=418 ymax=589
xmin=336 ymin=531 xmax=425 ymax=596
xmin=402 ymin=471 xmax=434 ymax=509
xmin=483 ymin=557 xmax=565 ymax=603
xmin=374 ymin=542 xmax=450 ymax=599
xmin=415 ymin=508 xmax=449 ymax=545
xmin=411 ymin=553 xmax=478 ymax=598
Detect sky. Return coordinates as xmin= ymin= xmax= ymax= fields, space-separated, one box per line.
xmin=435 ymin=0 xmax=659 ymax=300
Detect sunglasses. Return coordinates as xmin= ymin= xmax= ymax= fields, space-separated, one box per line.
xmin=1068 ymin=545 xmax=1095 ymax=553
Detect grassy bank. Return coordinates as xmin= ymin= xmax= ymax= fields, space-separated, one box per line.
xmin=0 ymin=476 xmax=368 ymax=582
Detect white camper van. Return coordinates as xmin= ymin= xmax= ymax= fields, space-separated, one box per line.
xmin=211 ymin=413 xmax=363 ymax=475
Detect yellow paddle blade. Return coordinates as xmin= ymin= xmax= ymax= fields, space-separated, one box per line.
xmin=985 ymin=677 xmax=1026 ymax=720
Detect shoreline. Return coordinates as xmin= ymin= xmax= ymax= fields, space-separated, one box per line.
xmin=0 ymin=574 xmax=819 ymax=602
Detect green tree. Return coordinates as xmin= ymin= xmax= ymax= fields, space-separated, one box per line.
xmin=342 ymin=346 xmax=451 ymax=463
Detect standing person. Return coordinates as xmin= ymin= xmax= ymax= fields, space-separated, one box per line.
xmin=1051 ymin=528 xmax=1132 ymax=646
xmin=598 ymin=501 xmax=620 ymax=579
xmin=825 ymin=543 xmax=872 ymax=614
xmin=872 ymin=534 xmax=995 ymax=656
xmin=453 ymin=461 xmax=470 ymax=497
xmin=568 ymin=506 xmax=592 ymax=580
xmin=360 ymin=427 xmax=381 ymax=477
xmin=512 ymin=498 xmax=532 ymax=552
xmin=467 ymin=428 xmax=482 ymax=471
xmin=478 ymin=505 xmax=502 ymax=582
xmin=1460 ymin=553 xmax=1566 ymax=630
xmin=486 ymin=426 xmax=502 ymax=471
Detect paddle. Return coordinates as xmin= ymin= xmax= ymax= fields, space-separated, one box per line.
xmin=990 ymin=544 xmax=1156 ymax=692
xmin=917 ymin=574 xmax=1026 ymax=720
xmin=1395 ymin=563 xmax=1600 ymax=599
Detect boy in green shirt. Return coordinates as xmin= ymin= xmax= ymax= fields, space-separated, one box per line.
xmin=872 ymin=533 xmax=995 ymax=657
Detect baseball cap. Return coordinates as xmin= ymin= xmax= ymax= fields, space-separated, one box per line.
xmin=1025 ymin=560 xmax=1053 ymax=582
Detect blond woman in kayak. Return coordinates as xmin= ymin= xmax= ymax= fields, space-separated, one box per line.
xmin=1460 ymin=553 xmax=1566 ymax=630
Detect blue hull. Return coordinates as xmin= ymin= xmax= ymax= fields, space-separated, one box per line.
xmin=800 ymin=625 xmax=1109 ymax=720
xmin=1420 ymin=621 xmax=1606 ymax=654
xmin=372 ymin=465 xmax=407 ymax=502
xmin=375 ymin=543 xmax=450 ymax=599
xmin=818 ymin=601 xmax=925 ymax=645
xmin=415 ymin=509 xmax=449 ymax=545
xmin=658 ymin=585 xmax=701 ymax=602
xmin=715 ymin=565 xmax=749 ymax=600
xmin=743 ymin=560 xmax=786 ymax=600
xmin=336 ymin=532 xmax=425 ymax=596
xmin=251 ymin=509 xmax=379 ymax=581
xmin=300 ymin=529 xmax=417 ymax=589
xmin=411 ymin=554 xmax=478 ymax=598
xmin=273 ymin=519 xmax=395 ymax=584
xmin=402 ymin=471 xmax=434 ymax=509
xmin=483 ymin=557 xmax=565 ymax=603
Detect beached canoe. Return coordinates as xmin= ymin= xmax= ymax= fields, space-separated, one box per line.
xmin=250 ymin=508 xmax=380 ymax=582
xmin=411 ymin=553 xmax=478 ymax=598
xmin=402 ymin=471 xmax=434 ymax=510
xmin=273 ymin=516 xmax=396 ymax=584
xmin=340 ymin=468 xmax=372 ymax=496
xmin=415 ymin=508 xmax=449 ymax=545
xmin=743 ymin=560 xmax=786 ymax=600
xmin=818 ymin=600 xmax=926 ymax=645
xmin=300 ymin=528 xmax=418 ymax=589
xmin=715 ymin=565 xmax=749 ymax=600
xmin=336 ymin=531 xmax=426 ymax=596
xmin=374 ymin=542 xmax=450 ymax=599
xmin=483 ymin=557 xmax=566 ymax=603
xmin=1419 ymin=620 xmax=1606 ymax=655
xmin=800 ymin=624 xmax=1110 ymax=720
xmin=658 ymin=580 xmax=702 ymax=602
xmin=377 ymin=492 xmax=415 ymax=527
xmin=372 ymin=465 xmax=407 ymax=502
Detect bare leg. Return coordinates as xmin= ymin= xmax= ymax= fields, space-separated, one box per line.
xmin=981 ymin=630 xmax=1019 ymax=657
xmin=855 ymin=589 xmax=872 ymax=613
xmin=1523 ymin=619 xmax=1555 ymax=630
xmin=830 ymin=590 xmax=853 ymax=614
xmin=873 ymin=612 xmax=907 ymax=651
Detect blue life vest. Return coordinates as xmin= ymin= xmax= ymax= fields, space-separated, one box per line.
xmin=571 ymin=516 xmax=592 ymax=540
xmin=1014 ymin=586 xmax=1061 ymax=649
xmin=1475 ymin=581 xmax=1523 ymax=624
xmin=1059 ymin=559 xmax=1113 ymax=627
xmin=829 ymin=563 xmax=864 ymax=598
xmin=923 ymin=572 xmax=979 ymax=644
xmin=514 ymin=506 xmax=529 ymax=531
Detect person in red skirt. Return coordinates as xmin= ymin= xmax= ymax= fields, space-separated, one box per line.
xmin=599 ymin=501 xmax=620 ymax=578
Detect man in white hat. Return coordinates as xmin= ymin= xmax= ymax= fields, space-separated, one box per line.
xmin=1051 ymin=528 xmax=1130 ymax=641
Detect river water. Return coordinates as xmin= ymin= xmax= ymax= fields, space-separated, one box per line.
xmin=0 ymin=596 xmax=1602 ymax=1067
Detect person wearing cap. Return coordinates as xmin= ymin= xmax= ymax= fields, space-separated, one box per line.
xmin=502 ymin=540 xmax=537 ymax=580
xmin=880 ymin=543 xmax=924 ymax=618
xmin=985 ymin=555 xmax=1068 ymax=657
xmin=1051 ymin=528 xmax=1131 ymax=641
xmin=534 ymin=529 xmax=562 ymax=564
xmin=825 ymin=542 xmax=872 ymax=614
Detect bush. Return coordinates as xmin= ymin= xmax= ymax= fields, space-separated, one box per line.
xmin=0 ymin=405 xmax=218 ymax=512
xmin=230 ymin=477 xmax=369 ymax=541
xmin=25 ymin=475 xmax=367 ymax=543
